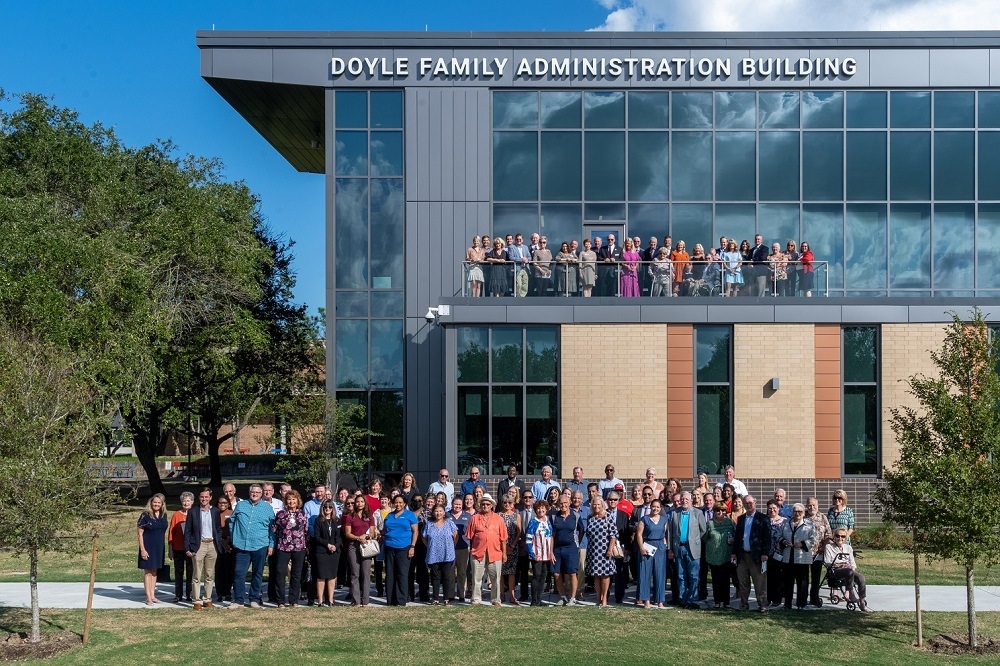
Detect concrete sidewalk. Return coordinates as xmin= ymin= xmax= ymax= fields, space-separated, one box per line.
xmin=1 ymin=582 xmax=999 ymax=611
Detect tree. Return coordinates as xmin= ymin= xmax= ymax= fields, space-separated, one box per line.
xmin=0 ymin=327 xmax=120 ymax=643
xmin=874 ymin=308 xmax=1000 ymax=648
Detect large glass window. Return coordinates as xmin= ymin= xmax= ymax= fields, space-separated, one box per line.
xmin=695 ymin=325 xmax=732 ymax=474
xmin=629 ymin=91 xmax=670 ymax=128
xmin=890 ymin=132 xmax=931 ymax=201
xmin=803 ymin=132 xmax=843 ymax=201
xmin=628 ymin=132 xmax=669 ymax=201
xmin=843 ymin=326 xmax=879 ymax=476
xmin=585 ymin=132 xmax=625 ymax=200
xmin=494 ymin=132 xmax=537 ymax=201
xmin=978 ymin=205 xmax=1000 ymax=289
xmin=672 ymin=132 xmax=712 ymax=200
xmin=846 ymin=205 xmax=887 ymax=292
xmin=715 ymin=132 xmax=756 ymax=201
xmin=457 ymin=326 xmax=559 ymax=475
xmin=934 ymin=132 xmax=974 ymax=201
xmin=541 ymin=132 xmax=582 ymax=201
xmin=759 ymin=132 xmax=799 ymax=201
xmin=933 ymin=204 xmax=975 ymax=293
xmin=846 ymin=132 xmax=887 ymax=201
xmin=889 ymin=205 xmax=931 ymax=290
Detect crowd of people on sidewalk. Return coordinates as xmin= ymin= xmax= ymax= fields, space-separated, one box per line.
xmin=136 ymin=465 xmax=866 ymax=611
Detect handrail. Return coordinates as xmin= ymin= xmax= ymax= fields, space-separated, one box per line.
xmin=460 ymin=259 xmax=829 ymax=298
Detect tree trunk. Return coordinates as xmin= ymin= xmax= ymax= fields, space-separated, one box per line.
xmin=208 ymin=436 xmax=225 ymax=486
xmin=133 ymin=429 xmax=166 ymax=496
xmin=967 ymin=565 xmax=977 ymax=647
xmin=29 ymin=546 xmax=39 ymax=643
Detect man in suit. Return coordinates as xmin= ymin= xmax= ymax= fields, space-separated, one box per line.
xmin=605 ymin=492 xmax=632 ymax=604
xmin=699 ymin=492 xmax=716 ymax=601
xmin=733 ymin=494 xmax=771 ymax=612
xmin=641 ymin=237 xmax=659 ymax=295
xmin=667 ymin=492 xmax=708 ymax=609
xmin=750 ymin=233 xmax=769 ymax=296
xmin=184 ymin=487 xmax=223 ymax=610
xmin=508 ymin=234 xmax=531 ymax=297
xmin=516 ymin=490 xmax=535 ymax=602
xmin=597 ymin=234 xmax=622 ymax=297
xmin=497 ymin=464 xmax=524 ymax=499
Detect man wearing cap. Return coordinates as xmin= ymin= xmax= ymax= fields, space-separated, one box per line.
xmin=465 ymin=494 xmax=508 ymax=606
xmin=598 ymin=465 xmax=623 ymax=500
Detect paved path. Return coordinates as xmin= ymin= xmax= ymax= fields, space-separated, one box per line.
xmin=1 ymin=582 xmax=998 ymax=611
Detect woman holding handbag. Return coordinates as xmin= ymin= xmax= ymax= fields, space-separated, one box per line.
xmin=342 ymin=495 xmax=374 ymax=606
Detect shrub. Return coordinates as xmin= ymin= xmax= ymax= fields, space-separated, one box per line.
xmin=852 ymin=522 xmax=914 ymax=550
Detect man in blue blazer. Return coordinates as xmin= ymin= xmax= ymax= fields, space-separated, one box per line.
xmin=733 ymin=494 xmax=771 ymax=612
xmin=184 ymin=487 xmax=223 ymax=609
xmin=667 ymin=492 xmax=708 ymax=609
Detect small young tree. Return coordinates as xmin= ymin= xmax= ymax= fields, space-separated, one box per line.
xmin=0 ymin=328 xmax=120 ymax=643
xmin=874 ymin=308 xmax=1000 ymax=647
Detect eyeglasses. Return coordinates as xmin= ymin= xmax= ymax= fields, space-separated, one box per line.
xmin=608 ymin=498 xmax=619 ymax=502
xmin=605 ymin=468 xmax=615 ymax=472
xmin=440 ymin=474 xmax=449 ymax=478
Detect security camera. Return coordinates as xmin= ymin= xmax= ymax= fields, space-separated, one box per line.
xmin=425 ymin=307 xmax=438 ymax=324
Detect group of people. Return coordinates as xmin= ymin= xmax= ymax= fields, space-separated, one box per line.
xmin=465 ymin=232 xmax=817 ymax=298
xmin=136 ymin=464 xmax=866 ymax=612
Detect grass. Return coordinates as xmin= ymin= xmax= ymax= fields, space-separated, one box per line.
xmin=861 ymin=551 xmax=1000 ymax=586
xmin=1 ymin=608 xmax=997 ymax=664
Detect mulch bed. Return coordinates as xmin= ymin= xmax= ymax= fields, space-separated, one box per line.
xmin=0 ymin=631 xmax=82 ymax=661
xmin=925 ymin=633 xmax=1000 ymax=656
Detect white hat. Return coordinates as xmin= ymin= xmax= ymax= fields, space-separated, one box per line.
xmin=480 ymin=493 xmax=495 ymax=505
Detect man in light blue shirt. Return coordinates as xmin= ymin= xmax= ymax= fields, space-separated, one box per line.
xmin=564 ymin=467 xmax=588 ymax=497
xmin=507 ymin=234 xmax=530 ymax=296
xmin=303 ymin=484 xmax=325 ymax=535
xmin=427 ymin=469 xmax=455 ymax=504
xmin=531 ymin=466 xmax=561 ymax=502
xmin=228 ymin=484 xmax=276 ymax=608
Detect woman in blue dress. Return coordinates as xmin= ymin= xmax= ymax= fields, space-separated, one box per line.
xmin=137 ymin=493 xmax=168 ymax=606
xmin=635 ymin=499 xmax=668 ymax=609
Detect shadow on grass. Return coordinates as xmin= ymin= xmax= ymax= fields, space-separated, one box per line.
xmin=0 ymin=607 xmax=73 ymax=635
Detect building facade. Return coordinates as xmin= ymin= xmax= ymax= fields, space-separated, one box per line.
xmin=198 ymin=31 xmax=1000 ymax=509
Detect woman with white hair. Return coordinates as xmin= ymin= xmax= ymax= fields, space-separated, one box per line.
xmin=779 ymin=503 xmax=816 ymax=609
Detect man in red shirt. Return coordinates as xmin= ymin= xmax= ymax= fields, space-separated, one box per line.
xmin=465 ymin=494 xmax=508 ymax=606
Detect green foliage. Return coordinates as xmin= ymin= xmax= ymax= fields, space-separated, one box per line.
xmin=851 ymin=523 xmax=915 ymax=551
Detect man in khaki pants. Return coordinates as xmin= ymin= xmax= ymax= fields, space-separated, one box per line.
xmin=184 ymin=487 xmax=222 ymax=610
xmin=464 ymin=494 xmax=508 ymax=606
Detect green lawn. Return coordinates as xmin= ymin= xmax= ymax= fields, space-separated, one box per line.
xmin=1 ymin=608 xmax=997 ymax=664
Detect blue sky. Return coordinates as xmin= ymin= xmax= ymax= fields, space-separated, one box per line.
xmin=0 ymin=1 xmax=610 ymax=315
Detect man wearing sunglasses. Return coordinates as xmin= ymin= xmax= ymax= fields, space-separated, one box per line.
xmin=427 ymin=469 xmax=455 ymax=505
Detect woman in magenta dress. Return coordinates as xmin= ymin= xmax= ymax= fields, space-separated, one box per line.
xmin=620 ymin=237 xmax=640 ymax=297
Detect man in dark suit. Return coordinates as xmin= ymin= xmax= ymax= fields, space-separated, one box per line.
xmin=641 ymin=237 xmax=659 ymax=296
xmin=184 ymin=487 xmax=223 ymax=610
xmin=606 ymin=492 xmax=632 ymax=604
xmin=698 ymin=492 xmax=716 ymax=601
xmin=750 ymin=233 xmax=769 ymax=296
xmin=497 ymin=464 xmax=524 ymax=498
xmin=667 ymin=492 xmax=708 ymax=609
xmin=597 ymin=234 xmax=622 ymax=297
xmin=733 ymin=494 xmax=771 ymax=612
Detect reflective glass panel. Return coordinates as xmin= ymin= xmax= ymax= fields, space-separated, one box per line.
xmin=671 ymin=132 xmax=712 ymax=200
xmin=335 ymin=319 xmax=367 ymax=388
xmin=370 ymin=91 xmax=403 ymax=128
xmin=494 ymin=91 xmax=538 ymax=128
xmin=335 ymin=91 xmax=367 ymax=128
xmin=845 ymin=204 xmax=887 ymax=291
xmin=933 ymin=204 xmax=975 ymax=291
xmin=979 ymin=92 xmax=1000 ymax=128
xmin=844 ymin=326 xmax=877 ymax=383
xmin=335 ymin=131 xmax=368 ymax=176
xmin=525 ymin=327 xmax=558 ymax=383
xmin=715 ymin=91 xmax=755 ymax=129
xmin=370 ymin=391 xmax=404 ymax=471
xmin=759 ymin=131 xmax=799 ymax=201
xmin=803 ymin=132 xmax=843 ymax=201
xmin=335 ymin=179 xmax=368 ymax=289
xmin=492 ymin=204 xmax=538 ymax=241
xmin=934 ymin=91 xmax=974 ymax=128
xmin=541 ymin=132 xmax=582 ymax=200
xmin=671 ymin=92 xmax=712 ymax=128
xmin=584 ymin=91 xmax=625 ymax=128
xmin=696 ymin=325 xmax=730 ymax=383
xmin=491 ymin=327 xmax=523 ymax=383
xmin=890 ymin=91 xmax=931 ymax=128
xmin=977 ymin=204 xmax=1000 ymax=288
xmin=628 ymin=132 xmax=669 ymax=201
xmin=585 ymin=132 xmax=625 ymax=200
xmin=370 ymin=291 xmax=403 ymax=318
xmin=802 ymin=91 xmax=844 ymax=128
xmin=759 ymin=92 xmax=799 ymax=129
xmin=370 ymin=179 xmax=404 ymax=288
xmin=843 ymin=385 xmax=878 ymax=475
xmin=628 ymin=204 xmax=670 ymax=246
xmin=714 ymin=204 xmax=756 ymax=249
xmin=493 ymin=132 xmax=537 ymax=200
xmin=696 ymin=386 xmax=731 ymax=475
xmin=584 ymin=203 xmax=626 ymax=220
xmin=758 ymin=204 xmax=799 ymax=248
xmin=491 ymin=386 xmax=522 ymax=475
xmin=526 ymin=386 xmax=557 ymax=476
xmin=628 ymin=91 xmax=670 ymax=128
xmin=847 ymin=91 xmax=887 ymax=128
xmin=370 ymin=131 xmax=403 ymax=176
xmin=541 ymin=91 xmax=582 ymax=128
xmin=846 ymin=132 xmax=887 ymax=201
xmin=890 ymin=132 xmax=931 ymax=200
xmin=979 ymin=133 xmax=1000 ymax=199
xmin=934 ymin=132 xmax=974 ymax=200
xmin=370 ymin=319 xmax=403 ymax=388
xmin=335 ymin=291 xmax=368 ymax=318
xmin=540 ymin=204 xmax=582 ymax=248
xmin=889 ymin=204 xmax=931 ymax=289
xmin=802 ymin=205 xmax=844 ymax=290
xmin=458 ymin=386 xmax=489 ymax=475
xmin=457 ymin=326 xmax=489 ymax=383
xmin=715 ymin=132 xmax=756 ymax=201
xmin=671 ymin=204 xmax=712 ymax=250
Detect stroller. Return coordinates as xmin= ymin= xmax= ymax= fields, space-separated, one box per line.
xmin=821 ymin=550 xmax=864 ymax=610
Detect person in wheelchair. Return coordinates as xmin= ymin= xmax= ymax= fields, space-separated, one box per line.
xmin=823 ymin=528 xmax=869 ymax=612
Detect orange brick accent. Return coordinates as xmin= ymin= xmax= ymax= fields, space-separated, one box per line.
xmin=814 ymin=325 xmax=841 ymax=479
xmin=666 ymin=325 xmax=694 ymax=478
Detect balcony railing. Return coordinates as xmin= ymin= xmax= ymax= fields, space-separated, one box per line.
xmin=460 ymin=259 xmax=829 ymax=298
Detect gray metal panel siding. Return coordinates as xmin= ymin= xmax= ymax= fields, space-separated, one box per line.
xmin=809 ymin=49 xmax=870 ymax=88
xmin=929 ymin=49 xmax=990 ymax=86
xmin=211 ymin=47 xmax=273 ymax=82
xmin=201 ymin=49 xmax=213 ymax=78
xmin=405 ymin=201 xmax=420 ymax=319
xmin=869 ymin=49 xmax=930 ymax=87
xmin=324 ymin=90 xmax=337 ymax=398
xmin=841 ymin=305 xmax=909 ymax=322
xmin=273 ymin=49 xmax=334 ymax=86
xmin=992 ymin=50 xmax=1000 ymax=86
xmin=405 ymin=318 xmax=446 ymax=478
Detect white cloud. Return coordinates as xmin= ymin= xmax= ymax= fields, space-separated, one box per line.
xmin=592 ymin=0 xmax=1000 ymax=32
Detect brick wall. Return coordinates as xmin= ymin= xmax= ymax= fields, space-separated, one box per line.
xmin=733 ymin=324 xmax=816 ymax=477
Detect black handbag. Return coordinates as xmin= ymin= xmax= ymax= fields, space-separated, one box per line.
xmin=157 ymin=562 xmax=172 ymax=583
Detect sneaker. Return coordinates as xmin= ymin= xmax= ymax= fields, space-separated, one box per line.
xmin=249 ymin=601 xmax=261 ymax=609
xmin=227 ymin=603 xmax=244 ymax=609
xmin=567 ymin=598 xmax=579 ymax=606
xmin=560 ymin=596 xmax=568 ymax=606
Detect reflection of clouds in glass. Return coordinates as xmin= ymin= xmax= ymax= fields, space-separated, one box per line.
xmin=628 ymin=133 xmax=668 ymax=201
xmin=540 ymin=204 xmax=582 ymax=247
xmin=803 ymin=206 xmax=844 ymax=289
xmin=336 ymin=320 xmax=367 ymax=388
xmin=933 ymin=206 xmax=974 ymax=289
xmin=584 ymin=91 xmax=625 ymax=127
xmin=370 ymin=179 xmax=404 ymax=287
xmin=672 ymin=204 xmax=712 ymax=249
xmin=335 ymin=179 xmax=368 ymax=289
xmin=715 ymin=132 xmax=755 ymax=201
xmin=759 ymin=132 xmax=799 ymax=200
xmin=802 ymin=92 xmax=843 ymax=128
xmin=370 ymin=320 xmax=403 ymax=388
xmin=715 ymin=92 xmax=755 ymax=128
xmin=845 ymin=206 xmax=887 ymax=290
xmin=758 ymin=204 xmax=798 ymax=246
xmin=672 ymin=132 xmax=712 ymax=200
xmin=715 ymin=205 xmax=755 ymax=246
xmin=335 ymin=132 xmax=368 ymax=176
xmin=759 ymin=92 xmax=799 ymax=128
xmin=889 ymin=208 xmax=930 ymax=288
xmin=493 ymin=204 xmax=538 ymax=240
xmin=628 ymin=91 xmax=670 ymax=128
xmin=370 ymin=131 xmax=402 ymax=176
xmin=672 ymin=92 xmax=712 ymax=128
xmin=977 ymin=208 xmax=1000 ymax=289
xmin=541 ymin=91 xmax=582 ymax=127
xmin=494 ymin=132 xmax=537 ymax=200
xmin=494 ymin=92 xmax=538 ymax=128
